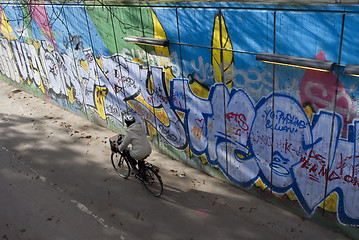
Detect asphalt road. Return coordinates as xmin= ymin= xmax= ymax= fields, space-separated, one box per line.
xmin=0 ymin=79 xmax=351 ymax=240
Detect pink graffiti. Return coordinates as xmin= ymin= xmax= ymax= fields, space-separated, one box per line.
xmin=299 ymin=51 xmax=354 ymax=124
xmin=195 ymin=209 xmax=209 ymax=218
xmin=28 ymin=3 xmax=58 ymax=50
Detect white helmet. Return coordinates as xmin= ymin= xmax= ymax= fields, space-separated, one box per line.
xmin=124 ymin=114 xmax=135 ymax=127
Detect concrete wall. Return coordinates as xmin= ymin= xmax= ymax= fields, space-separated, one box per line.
xmin=1 ymin=1 xmax=359 ymax=234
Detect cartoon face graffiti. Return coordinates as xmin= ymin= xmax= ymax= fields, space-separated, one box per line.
xmin=271 ymin=151 xmax=290 ymax=177
xmin=250 ymin=94 xmax=312 ymax=189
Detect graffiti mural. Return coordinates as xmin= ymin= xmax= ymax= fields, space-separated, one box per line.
xmin=1 ymin=1 xmax=359 ymax=229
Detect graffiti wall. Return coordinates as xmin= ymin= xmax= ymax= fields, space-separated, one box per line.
xmin=1 ymin=1 xmax=359 ymax=230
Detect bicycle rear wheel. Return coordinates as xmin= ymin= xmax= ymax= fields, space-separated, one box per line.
xmin=142 ymin=167 xmax=163 ymax=197
xmin=111 ymin=152 xmax=130 ymax=178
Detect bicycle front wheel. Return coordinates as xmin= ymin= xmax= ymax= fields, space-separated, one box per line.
xmin=142 ymin=167 xmax=163 ymax=197
xmin=111 ymin=152 xmax=130 ymax=178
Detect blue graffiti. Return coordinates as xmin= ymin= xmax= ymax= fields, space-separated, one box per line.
xmin=170 ymin=78 xmax=359 ymax=226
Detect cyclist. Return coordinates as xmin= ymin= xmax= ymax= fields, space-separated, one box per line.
xmin=116 ymin=115 xmax=152 ymax=176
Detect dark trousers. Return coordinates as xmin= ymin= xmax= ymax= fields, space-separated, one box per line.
xmin=124 ymin=149 xmax=144 ymax=172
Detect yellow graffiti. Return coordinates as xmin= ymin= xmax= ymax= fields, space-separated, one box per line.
xmin=39 ymin=80 xmax=45 ymax=93
xmin=200 ymin=154 xmax=208 ymax=164
xmin=132 ymin=58 xmax=143 ymax=65
xmin=135 ymin=94 xmax=169 ymax=126
xmin=146 ymin=121 xmax=157 ymax=140
xmin=303 ymin=104 xmax=314 ymax=120
xmin=80 ymin=60 xmax=89 ymax=72
xmin=319 ymin=192 xmax=338 ymax=213
xmin=255 ymin=178 xmax=267 ymax=190
xmin=185 ymin=146 xmax=193 ymax=158
xmin=151 ymin=9 xmax=175 ymax=95
xmin=127 ymin=100 xmax=136 ymax=111
xmin=67 ymin=87 xmax=75 ymax=104
xmin=189 ymin=80 xmax=209 ymax=99
xmin=33 ymin=40 xmax=41 ymax=50
xmin=26 ymin=53 xmax=45 ymax=93
xmin=234 ymin=146 xmax=251 ymax=159
xmin=96 ymin=57 xmax=103 ymax=71
xmin=286 ymin=189 xmax=297 ymax=201
xmin=94 ymin=86 xmax=107 ymax=119
xmin=164 ymin=66 xmax=176 ymax=95
xmin=236 ymin=152 xmax=244 ymax=159
xmin=212 ymin=12 xmax=234 ymax=89
xmin=151 ymin=9 xmax=169 ymax=57
xmin=148 ymin=75 xmax=154 ymax=94
xmin=0 ymin=11 xmax=16 ymax=40
xmin=175 ymin=110 xmax=185 ymax=121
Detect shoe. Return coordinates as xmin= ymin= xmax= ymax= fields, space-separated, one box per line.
xmin=142 ymin=178 xmax=150 ymax=184
xmin=131 ymin=168 xmax=139 ymax=175
xmin=135 ymin=173 xmax=149 ymax=183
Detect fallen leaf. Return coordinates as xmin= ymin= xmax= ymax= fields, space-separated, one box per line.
xmin=249 ymin=206 xmax=256 ymax=213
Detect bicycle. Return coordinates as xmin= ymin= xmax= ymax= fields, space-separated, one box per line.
xmin=109 ymin=134 xmax=163 ymax=197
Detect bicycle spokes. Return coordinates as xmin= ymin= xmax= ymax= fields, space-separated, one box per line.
xmin=142 ymin=167 xmax=163 ymax=197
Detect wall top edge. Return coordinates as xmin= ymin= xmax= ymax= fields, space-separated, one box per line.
xmin=1 ymin=0 xmax=359 ymax=12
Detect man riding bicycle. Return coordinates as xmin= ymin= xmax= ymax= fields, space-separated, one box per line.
xmin=116 ymin=115 xmax=152 ymax=176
